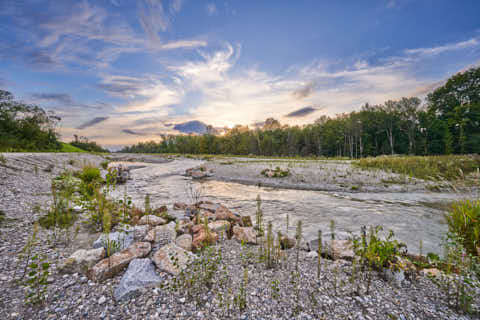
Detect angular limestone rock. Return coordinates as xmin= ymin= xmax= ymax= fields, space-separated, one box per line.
xmin=58 ymin=247 xmax=105 ymax=275
xmin=232 ymin=226 xmax=257 ymax=244
xmin=175 ymin=234 xmax=193 ymax=251
xmin=138 ymin=215 xmax=167 ymax=226
xmin=152 ymin=243 xmax=195 ymax=275
xmin=144 ymin=224 xmax=176 ymax=245
xmin=88 ymin=242 xmax=151 ymax=282
xmin=208 ymin=220 xmax=231 ymax=235
xmin=114 ymin=258 xmax=162 ymax=301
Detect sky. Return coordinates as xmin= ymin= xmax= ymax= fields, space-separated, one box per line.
xmin=1 ymin=0 xmax=480 ymax=149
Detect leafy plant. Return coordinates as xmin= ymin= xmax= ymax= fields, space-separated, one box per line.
xmin=24 ymin=254 xmax=50 ymax=305
xmin=169 ymin=245 xmax=222 ymax=304
xmin=353 ymin=226 xmax=406 ymax=271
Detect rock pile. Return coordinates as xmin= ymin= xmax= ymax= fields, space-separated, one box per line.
xmin=185 ymin=165 xmax=214 ymax=179
xmin=57 ymin=200 xmax=256 ymax=300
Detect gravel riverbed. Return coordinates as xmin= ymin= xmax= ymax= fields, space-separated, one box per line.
xmin=0 ymin=153 xmax=478 ymax=319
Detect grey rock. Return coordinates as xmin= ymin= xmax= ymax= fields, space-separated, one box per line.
xmin=144 ymin=224 xmax=176 ymax=245
xmin=114 ymin=258 xmax=162 ymax=301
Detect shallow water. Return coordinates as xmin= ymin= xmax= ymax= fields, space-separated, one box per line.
xmin=110 ymin=159 xmax=473 ymax=255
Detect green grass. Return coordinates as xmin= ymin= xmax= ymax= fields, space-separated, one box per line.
xmin=446 ymin=200 xmax=480 ymax=256
xmin=354 ymin=155 xmax=480 ymax=181
xmin=59 ymin=143 xmax=87 ymax=153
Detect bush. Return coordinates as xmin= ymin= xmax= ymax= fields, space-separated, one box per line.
xmin=79 ymin=166 xmax=101 ymax=184
xmin=446 ymin=200 xmax=480 ymax=256
xmin=353 ymin=226 xmax=407 ymax=271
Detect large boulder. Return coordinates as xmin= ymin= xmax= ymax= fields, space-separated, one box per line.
xmin=214 ymin=206 xmax=240 ymax=224
xmin=114 ymin=258 xmax=162 ymax=301
xmin=130 ymin=225 xmax=150 ymax=240
xmin=118 ymin=224 xmax=149 ymax=241
xmin=198 ymin=203 xmax=219 ymax=213
xmin=232 ymin=226 xmax=257 ymax=244
xmin=58 ymin=248 xmax=105 ymax=275
xmin=324 ymin=240 xmax=355 ymax=260
xmin=144 ymin=224 xmax=176 ymax=245
xmin=152 ymin=243 xmax=195 ymax=275
xmin=138 ymin=215 xmax=166 ymax=226
xmin=175 ymin=234 xmax=193 ymax=251
xmin=93 ymin=231 xmax=134 ymax=255
xmin=208 ymin=220 xmax=231 ymax=236
xmin=88 ymin=242 xmax=151 ymax=282
xmin=279 ymin=234 xmax=296 ymax=250
xmin=192 ymin=229 xmax=218 ymax=251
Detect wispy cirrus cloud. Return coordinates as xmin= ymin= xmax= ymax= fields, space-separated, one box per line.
xmin=0 ymin=0 xmax=205 ymax=71
xmin=405 ymin=38 xmax=479 ymax=56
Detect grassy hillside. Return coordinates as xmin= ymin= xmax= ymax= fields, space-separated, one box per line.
xmin=60 ymin=143 xmax=87 ymax=153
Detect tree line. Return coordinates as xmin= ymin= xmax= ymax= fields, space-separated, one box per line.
xmin=0 ymin=90 xmax=61 ymax=152
xmin=120 ymin=67 xmax=480 ymax=157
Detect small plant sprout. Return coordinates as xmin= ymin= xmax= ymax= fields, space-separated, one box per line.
xmin=144 ymin=193 xmax=151 ymax=215
xmin=25 ymin=253 xmax=50 ymax=305
xmin=317 ymin=229 xmax=322 ymax=279
xmin=295 ymin=220 xmax=302 ymax=271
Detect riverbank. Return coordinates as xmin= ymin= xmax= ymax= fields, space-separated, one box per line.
xmin=200 ymin=157 xmax=477 ymax=193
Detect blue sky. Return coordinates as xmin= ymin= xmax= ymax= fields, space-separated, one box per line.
xmin=1 ymin=0 xmax=480 ymax=148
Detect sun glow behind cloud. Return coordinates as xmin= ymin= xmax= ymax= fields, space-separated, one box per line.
xmin=63 ymin=36 xmax=480 ymax=148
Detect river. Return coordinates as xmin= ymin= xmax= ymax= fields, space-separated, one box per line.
xmin=110 ymin=158 xmax=474 ymax=255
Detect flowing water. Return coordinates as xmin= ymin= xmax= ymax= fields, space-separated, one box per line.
xmin=110 ymin=159 xmax=473 ymax=255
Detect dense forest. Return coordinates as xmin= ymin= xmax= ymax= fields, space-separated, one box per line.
xmin=120 ymin=67 xmax=480 ymax=157
xmin=0 ymin=90 xmax=61 ymax=152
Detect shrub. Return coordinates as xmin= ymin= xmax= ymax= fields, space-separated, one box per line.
xmin=100 ymin=160 xmax=109 ymax=169
xmin=79 ymin=166 xmax=101 ymax=184
xmin=353 ymin=226 xmax=407 ymax=271
xmin=446 ymin=200 xmax=480 ymax=256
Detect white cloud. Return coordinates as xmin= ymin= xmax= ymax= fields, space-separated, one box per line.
xmin=156 ymin=39 xmax=207 ymax=50
xmin=206 ymin=3 xmax=217 ymax=16
xmin=3 ymin=1 xmax=206 ymax=70
xmin=405 ymin=38 xmax=479 ymax=56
